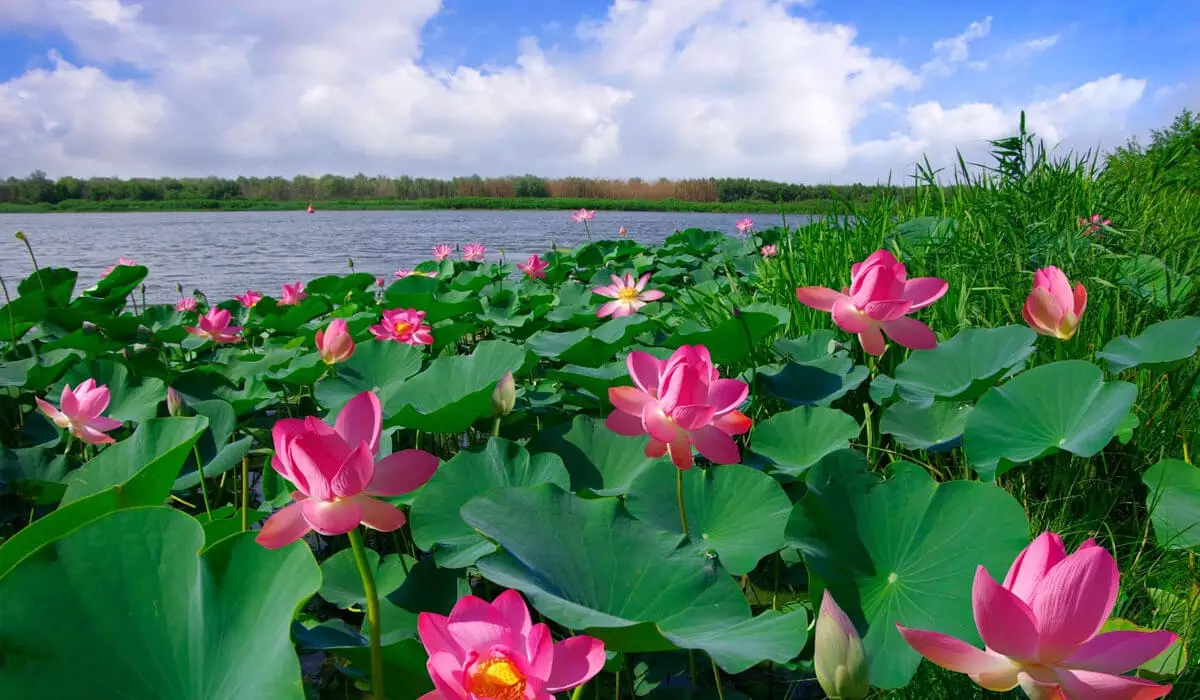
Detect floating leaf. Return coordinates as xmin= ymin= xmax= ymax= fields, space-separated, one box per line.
xmin=964 ymin=361 xmax=1137 ymax=480
xmin=0 ymin=508 xmax=319 ymax=699
xmin=1143 ymin=458 xmax=1200 ymax=550
xmin=787 ymin=460 xmax=1028 ymax=688
xmin=1097 ymin=317 xmax=1200 ymax=373
xmin=751 ymin=406 xmax=861 ymax=476
xmin=892 ymin=326 xmax=1036 ymax=406
xmin=880 ymin=401 xmax=972 ymax=452
xmin=528 ymin=415 xmax=665 ymax=495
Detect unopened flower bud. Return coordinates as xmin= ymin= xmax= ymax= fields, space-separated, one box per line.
xmin=491 ymin=371 xmax=516 ymax=416
xmin=166 ymin=387 xmax=185 ymax=417
xmin=815 ymin=591 xmax=869 ymax=700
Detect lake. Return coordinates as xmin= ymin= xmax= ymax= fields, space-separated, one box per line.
xmin=0 ymin=209 xmax=798 ymax=303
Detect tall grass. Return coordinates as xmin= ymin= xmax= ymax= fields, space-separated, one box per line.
xmin=698 ymin=115 xmax=1200 ymax=697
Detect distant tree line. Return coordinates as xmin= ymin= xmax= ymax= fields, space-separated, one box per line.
xmin=0 ymin=171 xmax=915 ymax=206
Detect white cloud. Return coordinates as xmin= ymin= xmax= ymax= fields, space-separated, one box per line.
xmin=0 ymin=1 xmax=1153 ymax=182
xmin=1002 ymin=34 xmax=1059 ymax=61
xmin=921 ymin=16 xmax=992 ymax=77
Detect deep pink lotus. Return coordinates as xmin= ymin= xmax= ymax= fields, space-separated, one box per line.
xmin=517 ymin=254 xmax=548 ymax=280
xmin=571 ymin=208 xmax=596 ymax=223
xmin=761 ymin=244 xmax=778 ymax=258
xmin=606 ymin=345 xmax=752 ymax=469
xmin=417 ymin=589 xmax=605 ymax=700
xmin=463 ymin=243 xmax=487 ymax=262
xmin=280 ymin=281 xmax=306 ymax=306
xmin=184 ymin=308 xmax=242 ymax=344
xmin=36 ymin=379 xmax=123 ymax=445
xmin=370 ymin=308 xmax=433 ymax=346
xmin=175 ymin=297 xmax=198 ymax=312
xmin=795 ymin=249 xmax=947 ymax=356
xmin=375 ymin=277 xmax=385 ymax=287
xmin=898 ymin=532 xmax=1176 ymax=700
xmin=1078 ymin=214 xmax=1111 ymax=235
xmin=433 ymin=244 xmax=453 ymax=261
xmin=256 ymin=391 xmax=440 ymax=549
xmin=592 ymin=272 xmax=665 ymax=318
xmin=1023 ymin=266 xmax=1087 ymax=340
xmin=736 ymin=217 xmax=754 ymax=234
xmin=316 ymin=318 xmax=355 ymax=365
xmin=104 ymin=258 xmax=136 ymax=275
xmin=235 ymin=290 xmax=263 ymax=308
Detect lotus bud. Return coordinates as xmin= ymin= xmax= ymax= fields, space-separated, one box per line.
xmin=347 ymin=257 xmax=355 ymax=271
xmin=491 ymin=371 xmax=516 ymax=416
xmin=815 ymin=591 xmax=869 ymax=700
xmin=176 ymin=282 xmax=184 ymax=294
xmin=14 ymin=231 xmax=27 ymax=242
xmin=166 ymin=387 xmax=185 ymax=417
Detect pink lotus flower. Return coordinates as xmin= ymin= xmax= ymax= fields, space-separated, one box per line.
xmin=1023 ymin=266 xmax=1087 ymax=341
xmin=463 ymin=243 xmax=487 ymax=262
xmin=175 ymin=297 xmax=198 ymax=312
xmin=104 ymin=258 xmax=136 ymax=275
xmin=618 ymin=225 xmax=628 ymax=238
xmin=235 ymin=290 xmax=263 ymax=308
xmin=592 ymin=272 xmax=666 ymax=318
xmin=184 ymin=308 xmax=242 ymax=344
xmin=376 ymin=277 xmax=385 ymax=287
xmin=370 ymin=308 xmax=433 ymax=346
xmin=815 ymin=591 xmax=869 ymax=700
xmin=395 ymin=268 xmax=414 ymax=279
xmin=36 ymin=379 xmax=123 ymax=445
xmin=761 ymin=244 xmax=778 ymax=258
xmin=517 ymin=254 xmax=548 ymax=280
xmin=795 ymin=250 xmax=947 ymax=356
xmin=1078 ymin=214 xmax=1111 ymax=235
xmin=256 ymin=391 xmax=440 ymax=549
xmin=606 ymin=345 xmax=752 ymax=469
xmin=417 ymin=589 xmax=605 ymax=700
xmin=898 ymin=532 xmax=1176 ymax=700
xmin=571 ymin=208 xmax=596 ymax=223
xmin=433 ymin=244 xmax=453 ymax=261
xmin=316 ymin=319 xmax=355 ymax=365
xmin=280 ymin=281 xmax=306 ymax=306
xmin=736 ymin=217 xmax=754 ymax=234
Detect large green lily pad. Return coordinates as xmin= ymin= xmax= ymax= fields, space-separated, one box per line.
xmin=462 ymin=485 xmax=808 ymax=673
xmin=0 ymin=508 xmax=319 ymax=699
xmin=787 ymin=459 xmax=1029 ymax=688
xmin=320 ymin=548 xmax=414 ymax=608
xmin=1143 ymin=458 xmax=1200 ymax=550
xmin=964 ymin=361 xmax=1137 ymax=480
xmin=665 ymin=310 xmax=783 ymax=365
xmin=880 ymin=401 xmax=973 ymax=452
xmin=751 ymin=406 xmax=861 ymax=476
xmin=410 ymin=438 xmax=570 ymax=568
xmin=625 ymin=464 xmax=791 ymax=575
xmin=892 ymin=326 xmax=1035 ymax=406
xmin=314 ymin=339 xmax=424 ymax=416
xmin=60 ymin=358 xmax=166 ymax=423
xmin=1097 ymin=317 xmax=1200 ymax=373
xmin=528 ymin=415 xmax=667 ymax=496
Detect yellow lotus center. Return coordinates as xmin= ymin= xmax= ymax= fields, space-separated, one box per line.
xmin=467 ymin=657 xmax=526 ymax=700
xmin=392 ymin=321 xmax=412 ymax=336
xmin=617 ymin=287 xmax=639 ymax=302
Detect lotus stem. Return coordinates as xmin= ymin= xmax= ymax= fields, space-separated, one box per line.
xmin=492 ymin=415 xmax=502 ymax=438
xmin=348 ymin=527 xmax=387 ymax=700
xmin=14 ymin=232 xmax=44 ymax=292
xmin=240 ymin=454 xmax=250 ymax=532
xmin=676 ymin=468 xmax=689 ymax=538
xmin=583 ymin=219 xmax=593 ymax=242
xmin=193 ymin=444 xmax=212 ymax=518
xmin=0 ymin=273 xmax=15 ymax=343
xmin=571 ymin=685 xmax=586 ymax=700
xmin=710 ymin=656 xmax=726 ymax=700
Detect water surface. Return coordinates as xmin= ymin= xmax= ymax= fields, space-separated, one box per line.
xmin=0 ymin=209 xmax=800 ymax=303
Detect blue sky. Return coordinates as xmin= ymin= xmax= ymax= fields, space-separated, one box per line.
xmin=0 ymin=0 xmax=1194 ymax=180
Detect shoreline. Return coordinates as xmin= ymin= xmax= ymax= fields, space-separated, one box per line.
xmin=0 ymin=195 xmax=859 ymax=215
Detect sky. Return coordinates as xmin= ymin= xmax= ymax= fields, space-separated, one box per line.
xmin=0 ymin=0 xmax=1195 ymax=183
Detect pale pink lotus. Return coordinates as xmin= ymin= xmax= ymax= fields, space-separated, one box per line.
xmin=433 ymin=244 xmax=453 ymax=262
xmin=316 ymin=318 xmax=355 ymax=365
xmin=1023 ymin=266 xmax=1087 ymax=341
xmin=235 ymin=290 xmax=263 ymax=308
xmin=517 ymin=254 xmax=548 ymax=280
xmin=898 ymin=532 xmax=1176 ymax=700
xmin=571 ymin=208 xmax=596 ymax=223
xmin=606 ymin=345 xmax=752 ymax=469
xmin=175 ymin=297 xmax=198 ymax=312
xmin=417 ymin=589 xmax=605 ymax=700
xmin=36 ymin=379 xmax=123 ymax=445
xmin=592 ymin=272 xmax=665 ymax=318
xmin=280 ymin=281 xmax=306 ymax=306
xmin=736 ymin=217 xmax=754 ymax=234
xmin=795 ymin=250 xmax=947 ymax=356
xmin=761 ymin=244 xmax=778 ymax=258
xmin=463 ymin=243 xmax=487 ymax=262
xmin=104 ymin=258 xmax=136 ymax=275
xmin=1078 ymin=214 xmax=1111 ymax=235
xmin=256 ymin=391 xmax=440 ymax=549
xmin=618 ymin=225 xmax=628 ymax=238
xmin=184 ymin=308 xmax=242 ymax=344
xmin=395 ymin=268 xmax=414 ymax=279
xmin=815 ymin=591 xmax=869 ymax=700
xmin=370 ymin=308 xmax=433 ymax=346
